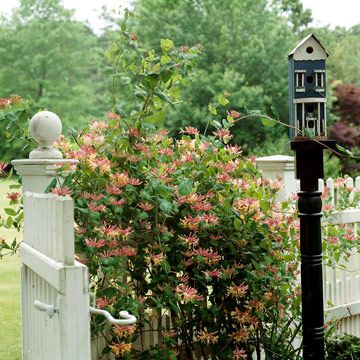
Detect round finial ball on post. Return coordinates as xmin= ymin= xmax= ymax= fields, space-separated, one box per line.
xmin=29 ymin=111 xmax=63 ymax=159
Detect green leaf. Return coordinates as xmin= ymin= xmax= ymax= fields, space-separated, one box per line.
xmin=143 ymin=111 xmax=165 ymax=124
xmin=159 ymin=199 xmax=173 ymax=214
xmin=160 ymin=39 xmax=174 ymax=52
xmin=304 ymin=128 xmax=315 ymax=138
xmin=154 ymin=89 xmax=172 ymax=103
xmin=212 ymin=120 xmax=222 ymax=129
xmin=178 ymin=179 xmax=192 ymax=195
xmin=45 ymin=178 xmax=57 ymax=193
xmin=234 ymin=218 xmax=242 ymax=230
xmin=160 ymin=54 xmax=171 ymax=65
xmin=261 ymin=118 xmax=276 ymax=127
xmin=161 ymin=258 xmax=170 ymax=274
xmin=217 ymin=93 xmax=229 ymax=106
xmin=4 ymin=208 xmax=16 ymax=216
xmin=336 ymin=144 xmax=353 ymax=157
xmin=160 ymin=70 xmax=173 ymax=83
xmin=169 ymin=86 xmax=180 ymax=99
xmin=208 ymin=103 xmax=217 ymax=115
xmin=9 ymin=184 xmax=21 ymax=189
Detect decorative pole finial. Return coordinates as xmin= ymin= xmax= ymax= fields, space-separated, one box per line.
xmin=29 ymin=111 xmax=63 ymax=159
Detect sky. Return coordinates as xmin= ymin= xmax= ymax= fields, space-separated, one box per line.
xmin=0 ymin=0 xmax=359 ymax=32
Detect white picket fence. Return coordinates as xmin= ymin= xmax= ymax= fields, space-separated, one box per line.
xmin=20 ymin=192 xmax=91 ymax=360
xmin=318 ymin=177 xmax=360 ymax=335
xmin=17 ymin=147 xmax=360 ymax=359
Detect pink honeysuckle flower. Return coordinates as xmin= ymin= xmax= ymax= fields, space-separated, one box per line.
xmin=0 ymin=98 xmax=11 ymax=108
xmin=85 ymin=238 xmax=106 ymax=248
xmin=175 ymin=284 xmax=204 ymax=303
xmin=90 ymin=121 xmax=109 ymax=131
xmin=110 ymin=342 xmax=132 ymax=357
xmin=7 ymin=192 xmax=21 ymax=202
xmin=109 ymin=198 xmax=125 ymax=206
xmin=202 ymin=269 xmax=221 ymax=278
xmin=99 ymin=225 xmax=121 ymax=238
xmin=133 ymin=142 xmax=150 ymax=152
xmin=106 ymin=111 xmax=121 ymax=120
xmin=233 ymin=348 xmax=247 ymax=359
xmin=127 ymin=178 xmax=142 ymax=186
xmin=334 ymin=177 xmax=347 ymax=189
xmin=82 ymin=133 xmax=105 ymax=146
xmin=327 ymin=236 xmax=339 ymax=244
xmin=51 ymin=187 xmax=71 ymax=196
xmin=233 ymin=198 xmax=259 ymax=213
xmin=200 ymin=213 xmax=219 ymax=225
xmin=212 ymin=128 xmax=233 ymax=142
xmin=216 ymin=173 xmax=231 ymax=183
xmin=126 ymin=155 xmax=142 ymax=162
xmin=159 ymin=148 xmax=174 ymax=156
xmin=111 ymin=172 xmax=130 ymax=187
xmin=225 ymin=144 xmax=242 ymax=155
xmin=96 ymin=297 xmax=110 ymax=309
xmin=138 ymin=202 xmax=154 ymax=211
xmin=113 ymin=324 xmax=137 ymax=338
xmin=107 ymin=239 xmax=117 ymax=248
xmin=226 ymin=283 xmax=249 ymax=298
xmin=87 ymin=202 xmax=106 ymax=212
xmin=190 ymin=201 xmax=213 ymax=212
xmin=196 ymin=328 xmax=219 ymax=344
xmin=105 ymin=184 xmax=123 ymax=195
xmin=178 ymin=234 xmax=199 ymax=246
xmin=180 ymin=215 xmax=201 ymax=231
xmin=190 ymin=248 xmax=221 ymax=264
xmin=227 ymin=110 xmax=241 ymax=119
xmin=128 ymin=127 xmax=141 ymax=137
xmin=146 ymin=252 xmax=164 ymax=266
xmin=231 ymin=328 xmax=250 ymax=343
xmin=110 ymin=247 xmax=137 ymax=257
xmin=180 ymin=126 xmax=200 ymax=135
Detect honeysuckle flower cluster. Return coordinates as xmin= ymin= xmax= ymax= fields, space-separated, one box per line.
xmin=52 ymin=116 xmax=308 ymax=358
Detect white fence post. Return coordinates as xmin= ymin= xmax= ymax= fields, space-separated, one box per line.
xmin=256 ymin=155 xmax=297 ymax=201
xmin=11 ymin=111 xmax=77 ymax=194
xmin=11 ymin=111 xmax=90 ymax=359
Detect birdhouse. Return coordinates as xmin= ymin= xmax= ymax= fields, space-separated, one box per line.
xmin=288 ymin=34 xmax=329 ymax=140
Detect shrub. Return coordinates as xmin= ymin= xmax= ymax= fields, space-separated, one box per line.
xmin=326 ymin=334 xmax=360 ymax=360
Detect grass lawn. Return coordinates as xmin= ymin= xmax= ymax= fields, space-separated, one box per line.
xmin=0 ymin=179 xmax=21 ymax=359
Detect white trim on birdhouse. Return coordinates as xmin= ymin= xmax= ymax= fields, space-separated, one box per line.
xmin=289 ymin=34 xmax=329 ymax=61
xmin=293 ymin=98 xmax=327 ymax=103
xmin=315 ymin=72 xmax=325 ymax=89
xmin=295 ymin=69 xmax=306 ymax=73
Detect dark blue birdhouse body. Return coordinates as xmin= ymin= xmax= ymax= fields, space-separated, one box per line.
xmin=289 ymin=34 xmax=329 ymax=140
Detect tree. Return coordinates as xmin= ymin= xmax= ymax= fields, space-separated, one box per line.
xmin=114 ymin=0 xmax=304 ymax=151
xmin=0 ymin=0 xmax=108 ymax=130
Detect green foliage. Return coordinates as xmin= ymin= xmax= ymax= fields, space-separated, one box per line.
xmin=0 ymin=0 xmax=108 ymax=135
xmin=126 ymin=0 xmax=298 ymax=151
xmin=326 ymin=334 xmax=360 ymax=360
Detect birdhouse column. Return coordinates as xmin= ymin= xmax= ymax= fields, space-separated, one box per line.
xmin=289 ymin=35 xmax=336 ymax=360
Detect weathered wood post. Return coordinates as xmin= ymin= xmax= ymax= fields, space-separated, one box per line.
xmin=289 ymin=34 xmax=336 ymax=359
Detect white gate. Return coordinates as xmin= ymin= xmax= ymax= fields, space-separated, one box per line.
xmin=20 ymin=192 xmax=91 ymax=360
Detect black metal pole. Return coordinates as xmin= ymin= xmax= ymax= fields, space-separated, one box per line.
xmin=291 ymin=140 xmax=335 ymax=359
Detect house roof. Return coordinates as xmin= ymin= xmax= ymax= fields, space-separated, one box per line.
xmin=288 ymin=33 xmax=329 ymax=58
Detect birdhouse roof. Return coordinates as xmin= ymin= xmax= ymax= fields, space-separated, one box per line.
xmin=288 ymin=34 xmax=329 ymax=60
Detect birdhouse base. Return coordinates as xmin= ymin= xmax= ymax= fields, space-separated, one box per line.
xmin=294 ymin=136 xmax=328 ymax=141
